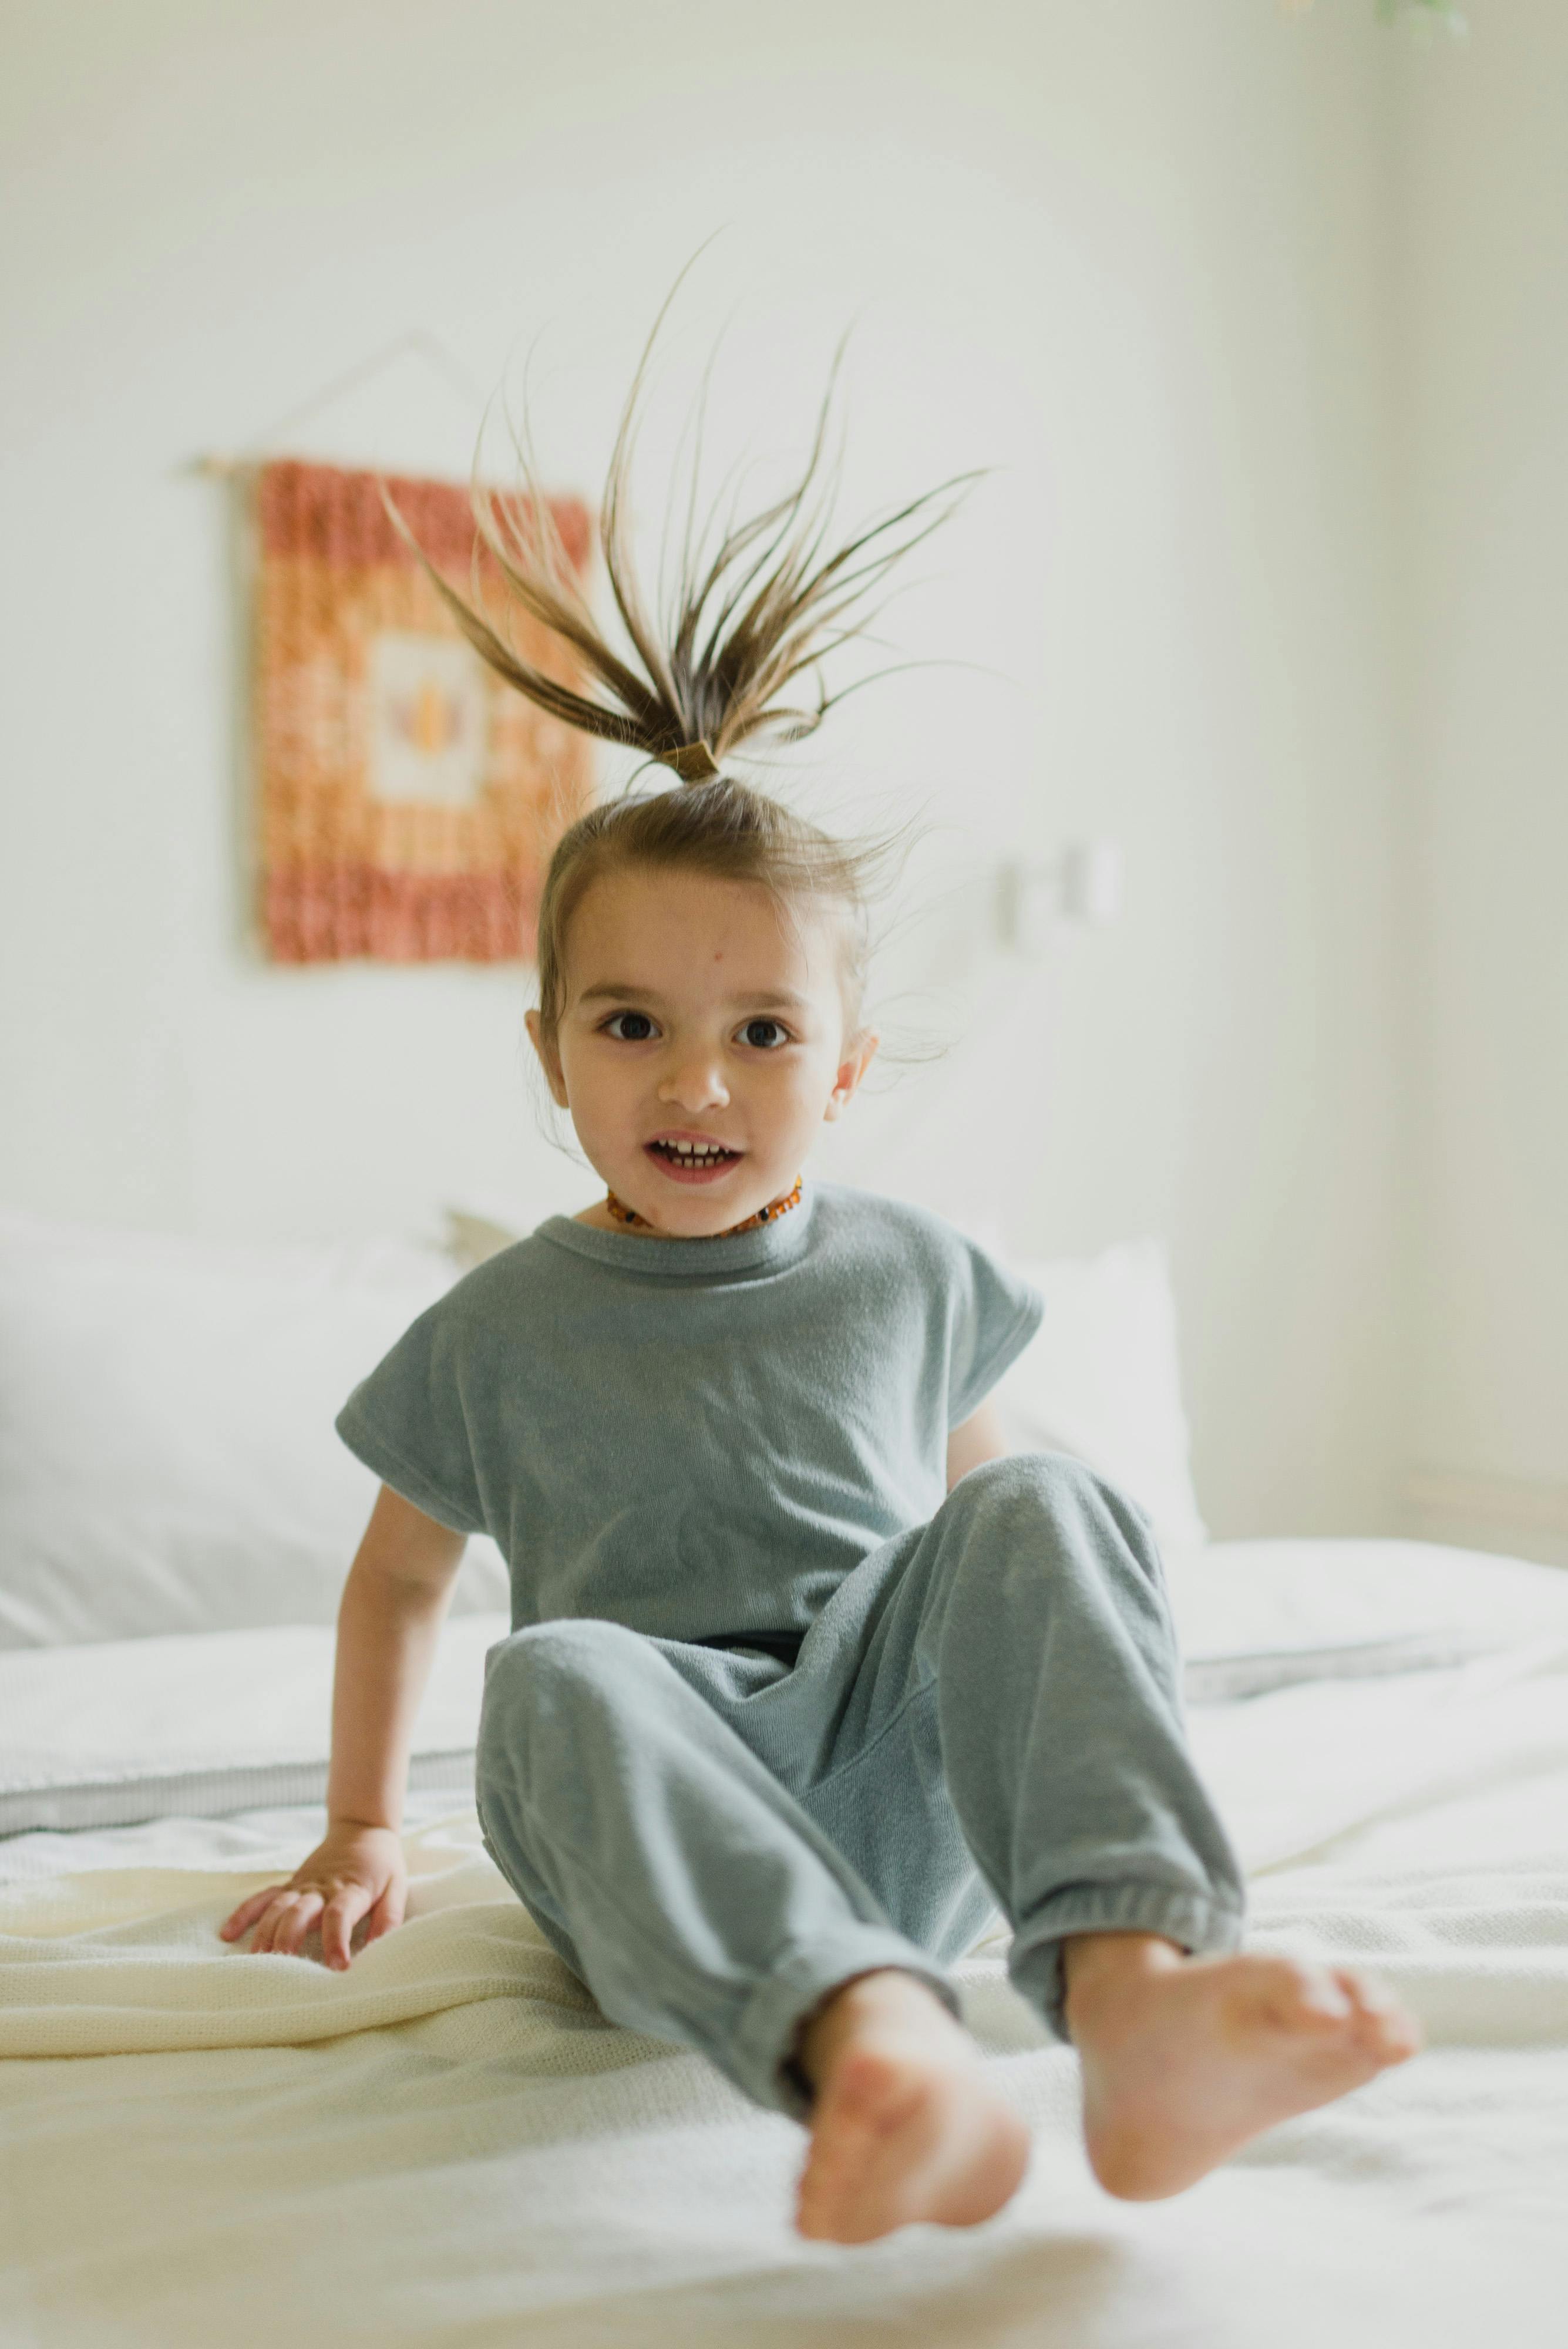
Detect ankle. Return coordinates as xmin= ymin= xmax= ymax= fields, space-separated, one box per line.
xmin=796 ymin=1968 xmax=960 ymax=2092
xmin=1061 ymin=1932 xmax=1185 ymax=2042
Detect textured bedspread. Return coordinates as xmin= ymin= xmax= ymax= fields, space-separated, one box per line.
xmin=2 ymin=1640 xmax=1566 ymax=2345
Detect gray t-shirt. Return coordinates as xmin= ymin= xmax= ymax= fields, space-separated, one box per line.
xmin=336 ymin=1179 xmax=1044 ymax=1644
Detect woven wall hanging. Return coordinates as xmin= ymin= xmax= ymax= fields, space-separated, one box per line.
xmin=254 ymin=459 xmax=594 ymax=963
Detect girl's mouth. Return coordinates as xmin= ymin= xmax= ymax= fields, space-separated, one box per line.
xmin=644 ymin=1139 xmax=744 ymax=1185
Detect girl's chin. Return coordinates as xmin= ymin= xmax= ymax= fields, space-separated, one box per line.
xmin=604 ymin=1155 xmax=796 ymax=1233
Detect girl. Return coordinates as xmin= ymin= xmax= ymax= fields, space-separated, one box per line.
xmin=222 ymin=324 xmax=1419 ymax=2244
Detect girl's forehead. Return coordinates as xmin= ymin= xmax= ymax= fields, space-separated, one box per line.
xmin=566 ymin=867 xmax=843 ymax=994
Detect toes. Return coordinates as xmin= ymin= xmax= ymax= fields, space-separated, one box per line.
xmin=795 ymin=2152 xmax=867 ymax=2246
xmin=1371 ymin=2020 xmax=1422 ymax=2065
xmin=1250 ymin=1957 xmax=1420 ymax=2050
xmin=795 ymin=2055 xmax=1024 ymax=2244
xmin=1254 ymin=1957 xmax=1352 ymax=2029
xmin=1334 ymin=1970 xmax=1424 ymax=2062
xmin=1334 ymin=1966 xmax=1403 ymax=2022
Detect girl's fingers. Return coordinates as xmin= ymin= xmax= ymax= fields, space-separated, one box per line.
xmin=321 ymin=1887 xmax=371 ymax=1971
xmin=219 ymin=1884 xmax=288 ymax=1941
xmin=220 ymin=1869 xmax=403 ymax=1963
xmin=251 ymin=1894 xmax=296 ymax=1956
xmin=274 ymin=1892 xmax=325 ymax=1956
xmin=246 ymin=1896 xmax=284 ymax=1954
xmin=255 ymin=1890 xmax=316 ymax=1956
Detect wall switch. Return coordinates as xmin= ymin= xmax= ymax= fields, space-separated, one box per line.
xmin=998 ymin=838 xmax=1123 ymax=951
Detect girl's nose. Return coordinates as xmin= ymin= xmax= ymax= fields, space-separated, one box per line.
xmin=658 ymin=1053 xmax=730 ymax=1112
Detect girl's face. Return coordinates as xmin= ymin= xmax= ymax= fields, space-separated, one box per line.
xmin=526 ymin=865 xmax=878 ymax=1237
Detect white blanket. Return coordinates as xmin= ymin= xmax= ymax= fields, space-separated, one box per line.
xmin=3 ymin=1631 xmax=1567 ymax=2345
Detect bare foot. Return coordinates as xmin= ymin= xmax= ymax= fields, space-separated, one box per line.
xmin=792 ymin=1970 xmax=1030 ymax=2244
xmin=1063 ymin=1933 xmax=1423 ymax=2201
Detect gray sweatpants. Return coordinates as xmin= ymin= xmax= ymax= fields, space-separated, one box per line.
xmin=473 ymin=1453 xmax=1245 ymax=2116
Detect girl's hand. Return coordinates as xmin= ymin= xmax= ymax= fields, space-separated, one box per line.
xmin=218 ymin=1823 xmax=407 ymax=1970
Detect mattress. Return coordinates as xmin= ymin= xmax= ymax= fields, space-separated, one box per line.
xmin=2 ymin=1537 xmax=1566 ymax=2347
xmin=7 ymin=1536 xmax=1567 ymax=1837
xmin=0 ymin=1613 xmax=502 ymax=1835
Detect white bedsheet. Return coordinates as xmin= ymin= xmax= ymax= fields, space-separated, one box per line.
xmin=2 ymin=1559 xmax=1566 ymax=2343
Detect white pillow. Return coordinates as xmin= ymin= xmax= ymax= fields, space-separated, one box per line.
xmin=988 ymin=1239 xmax=1209 ymax=1553
xmin=0 ymin=1209 xmax=510 ymax=1648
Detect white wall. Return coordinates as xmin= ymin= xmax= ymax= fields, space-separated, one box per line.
xmin=1394 ymin=2 xmax=1568 ymax=1566
xmin=0 ymin=0 xmax=1407 ymax=1540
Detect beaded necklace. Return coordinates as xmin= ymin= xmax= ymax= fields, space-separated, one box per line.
xmin=603 ymin=1174 xmax=804 ymax=1237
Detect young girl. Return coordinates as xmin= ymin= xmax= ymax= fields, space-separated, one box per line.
xmin=221 ymin=332 xmax=1419 ymax=2243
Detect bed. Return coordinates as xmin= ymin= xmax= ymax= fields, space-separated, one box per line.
xmin=2 ymin=1210 xmax=1565 ymax=2346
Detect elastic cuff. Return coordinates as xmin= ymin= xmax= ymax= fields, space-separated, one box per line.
xmin=1009 ymin=1885 xmax=1246 ymax=2042
xmin=732 ymin=1931 xmax=960 ymax=2119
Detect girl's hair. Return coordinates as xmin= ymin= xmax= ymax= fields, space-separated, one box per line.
xmin=383 ymin=288 xmax=973 ymax=1039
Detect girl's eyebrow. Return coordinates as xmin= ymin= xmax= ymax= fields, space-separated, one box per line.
xmin=577 ymin=982 xmax=811 ymax=1012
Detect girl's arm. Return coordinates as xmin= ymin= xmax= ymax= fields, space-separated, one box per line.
xmin=946 ymin=1399 xmax=1011 ymax=1491
xmin=219 ymin=1484 xmax=467 ymax=1968
xmin=327 ymin=1483 xmax=468 ymax=1830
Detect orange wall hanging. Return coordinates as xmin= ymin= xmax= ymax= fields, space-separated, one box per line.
xmin=253 ymin=459 xmax=594 ymax=963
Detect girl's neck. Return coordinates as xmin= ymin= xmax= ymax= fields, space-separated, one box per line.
xmin=574 ymin=1176 xmax=804 ymax=1240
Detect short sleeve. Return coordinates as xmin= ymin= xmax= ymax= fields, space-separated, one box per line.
xmin=945 ymin=1237 xmax=1045 ymax=1429
xmin=335 ymin=1296 xmax=490 ymax=1537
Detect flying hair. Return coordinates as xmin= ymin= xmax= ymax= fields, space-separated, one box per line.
xmin=380 ymin=272 xmax=978 ymax=1042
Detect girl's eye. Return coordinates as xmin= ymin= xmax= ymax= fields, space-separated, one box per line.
xmin=739 ymin=1018 xmax=789 ymax=1050
xmin=603 ymin=1011 xmax=658 ymax=1043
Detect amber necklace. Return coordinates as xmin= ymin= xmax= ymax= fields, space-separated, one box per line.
xmin=604 ymin=1174 xmax=804 ymax=1237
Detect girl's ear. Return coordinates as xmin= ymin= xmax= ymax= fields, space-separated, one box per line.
xmin=823 ymin=1031 xmax=879 ymax=1123
xmin=525 ymin=1009 xmax=571 ymax=1108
